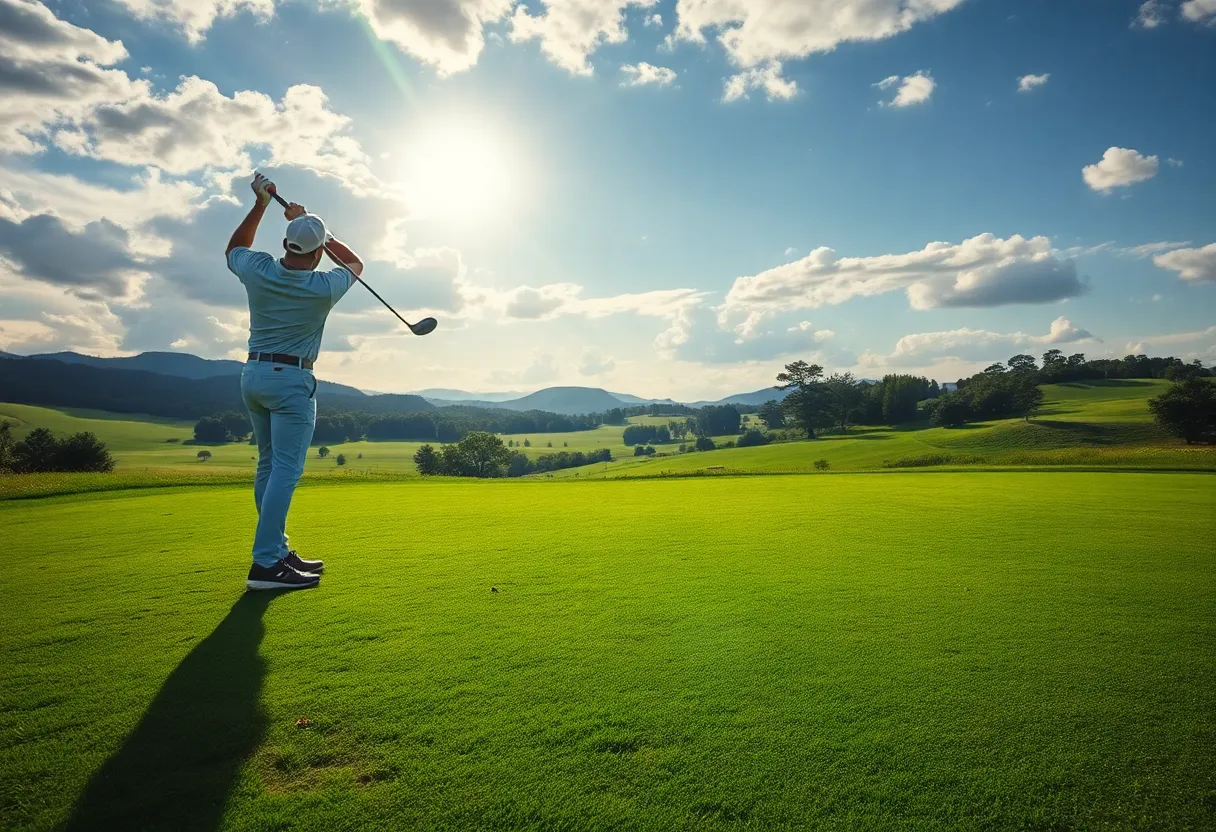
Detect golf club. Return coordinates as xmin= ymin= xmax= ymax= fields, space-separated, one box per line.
xmin=269 ymin=190 xmax=438 ymax=337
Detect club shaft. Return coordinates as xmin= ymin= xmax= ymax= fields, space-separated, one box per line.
xmin=269 ymin=191 xmax=416 ymax=330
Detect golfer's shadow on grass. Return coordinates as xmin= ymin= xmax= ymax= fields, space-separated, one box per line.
xmin=65 ymin=592 xmax=278 ymax=831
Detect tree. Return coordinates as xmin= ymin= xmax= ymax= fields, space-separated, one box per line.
xmin=777 ymin=360 xmax=825 ymax=438
xmin=758 ymin=399 xmax=785 ymax=429
xmin=736 ymin=428 xmax=771 ymax=448
xmin=507 ymin=452 xmax=534 ymax=477
xmin=1041 ymin=349 xmax=1067 ymax=383
xmin=55 ymin=432 xmax=115 ymax=472
xmin=193 ymin=416 xmax=228 ymax=443
xmin=929 ymin=395 xmax=970 ymax=428
xmin=823 ymin=373 xmax=862 ymax=433
xmin=1012 ymin=379 xmax=1045 ymax=422
xmin=695 ymin=435 xmax=716 ymax=451
xmin=197 ymin=449 xmax=212 ymax=462
xmin=880 ymin=375 xmax=931 ymax=425
xmin=696 ymin=405 xmax=741 ymax=437
xmin=219 ymin=411 xmax=251 ymax=440
xmin=413 ymin=444 xmax=442 ymax=475
xmin=0 ymin=421 xmax=14 ymax=472
xmin=335 ymin=453 xmax=347 ymax=466
xmin=1165 ymin=360 xmax=1211 ymax=381
xmin=634 ymin=445 xmax=655 ymax=456
xmin=456 ymin=431 xmax=513 ymax=477
xmin=10 ymin=427 xmax=60 ymax=473
xmin=1149 ymin=377 xmax=1216 ymax=444
xmin=318 ymin=446 xmax=330 ymax=458
xmin=1007 ymin=354 xmax=1037 ymax=375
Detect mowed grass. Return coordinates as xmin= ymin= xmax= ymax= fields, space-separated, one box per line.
xmin=2 ymin=473 xmax=1214 ymax=830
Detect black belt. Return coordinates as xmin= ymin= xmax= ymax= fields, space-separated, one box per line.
xmin=248 ymin=352 xmax=314 ymax=370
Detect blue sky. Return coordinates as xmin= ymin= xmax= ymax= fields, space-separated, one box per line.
xmin=0 ymin=0 xmax=1213 ymax=398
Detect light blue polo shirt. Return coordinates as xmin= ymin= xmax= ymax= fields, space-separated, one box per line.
xmin=227 ymin=247 xmax=354 ymax=362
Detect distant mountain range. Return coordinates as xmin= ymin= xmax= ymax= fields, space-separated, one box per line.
xmin=2 ymin=350 xmax=799 ymax=417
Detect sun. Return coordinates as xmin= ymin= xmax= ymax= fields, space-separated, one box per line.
xmin=398 ymin=122 xmax=516 ymax=223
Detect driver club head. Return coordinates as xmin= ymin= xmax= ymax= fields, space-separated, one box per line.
xmin=410 ymin=317 xmax=438 ymax=336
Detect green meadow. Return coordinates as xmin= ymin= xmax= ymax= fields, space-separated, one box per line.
xmin=2 ymin=475 xmax=1214 ymax=830
xmin=2 ymin=382 xmax=1214 ymax=829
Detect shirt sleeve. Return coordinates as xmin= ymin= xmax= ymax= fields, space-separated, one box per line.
xmin=227 ymin=247 xmax=272 ymax=284
xmin=321 ymin=266 xmax=356 ymax=305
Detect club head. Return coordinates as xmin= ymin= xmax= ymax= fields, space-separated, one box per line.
xmin=410 ymin=317 xmax=438 ymax=336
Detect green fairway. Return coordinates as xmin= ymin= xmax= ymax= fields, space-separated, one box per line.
xmin=2 ymin=473 xmax=1213 ymax=830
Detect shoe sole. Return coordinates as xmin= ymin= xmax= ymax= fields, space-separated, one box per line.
xmin=246 ymin=578 xmax=320 ymax=591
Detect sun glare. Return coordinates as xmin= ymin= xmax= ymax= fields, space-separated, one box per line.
xmin=398 ymin=122 xmax=517 ymax=223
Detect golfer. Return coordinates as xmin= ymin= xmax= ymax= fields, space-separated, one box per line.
xmin=226 ymin=173 xmax=364 ymax=591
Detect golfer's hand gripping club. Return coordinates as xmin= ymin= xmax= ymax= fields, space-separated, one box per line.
xmin=267 ymin=190 xmax=437 ymax=337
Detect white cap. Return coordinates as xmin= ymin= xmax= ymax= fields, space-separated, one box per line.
xmin=284 ymin=213 xmax=331 ymax=254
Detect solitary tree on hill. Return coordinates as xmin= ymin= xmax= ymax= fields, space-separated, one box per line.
xmin=197 ymin=450 xmax=211 ymax=462
xmin=318 ymin=446 xmax=330 ymax=459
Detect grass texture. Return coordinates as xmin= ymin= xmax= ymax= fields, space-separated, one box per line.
xmin=2 ymin=473 xmax=1214 ymax=830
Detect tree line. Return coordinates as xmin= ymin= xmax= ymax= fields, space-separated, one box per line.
xmin=413 ymin=433 xmax=613 ymax=478
xmin=0 ymin=423 xmax=115 ymax=474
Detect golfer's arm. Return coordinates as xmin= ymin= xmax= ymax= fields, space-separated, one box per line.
xmin=324 ymin=238 xmax=364 ymax=278
xmin=226 ymin=202 xmax=267 ymax=255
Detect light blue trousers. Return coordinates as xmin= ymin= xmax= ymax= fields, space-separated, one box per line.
xmin=240 ymin=361 xmax=317 ymax=567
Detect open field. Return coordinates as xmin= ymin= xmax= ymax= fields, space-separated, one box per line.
xmin=2 ymin=473 xmax=1213 ymax=830
xmin=3 ymin=381 xmax=1213 ymax=491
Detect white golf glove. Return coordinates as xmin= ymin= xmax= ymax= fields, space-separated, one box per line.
xmin=251 ymin=172 xmax=276 ymax=205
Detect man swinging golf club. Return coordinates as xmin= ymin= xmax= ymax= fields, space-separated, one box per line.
xmin=227 ymin=172 xmax=364 ymax=590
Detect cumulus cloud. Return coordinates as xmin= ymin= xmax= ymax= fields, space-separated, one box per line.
xmin=864 ymin=317 xmax=1098 ymax=368
xmin=644 ymin=12 xmax=662 ymax=26
xmin=510 ymin=0 xmax=658 ymax=75
xmin=0 ymin=214 xmax=149 ymax=300
xmin=1154 ymin=243 xmax=1216 ymax=283
xmin=675 ymin=0 xmax=966 ymax=87
xmin=620 ymin=62 xmax=677 ymax=86
xmin=722 ymin=234 xmax=1086 ymax=322
xmin=0 ymin=0 xmax=141 ymax=153
xmin=875 ymin=71 xmax=935 ymax=107
xmin=578 ymin=350 xmax=615 ymax=375
xmin=112 ymin=0 xmax=274 ymax=43
xmin=347 ymin=0 xmax=513 ymax=75
xmin=1 ymin=2 xmax=387 ymax=197
xmin=656 ymin=304 xmax=846 ymax=364
xmin=1017 ymin=73 xmax=1049 ymax=92
xmin=723 ymin=62 xmax=797 ymax=102
xmin=1082 ymin=147 xmax=1159 ymax=193
xmin=1181 ymin=0 xmax=1216 ymax=23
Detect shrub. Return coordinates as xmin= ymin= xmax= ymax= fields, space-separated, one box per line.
xmin=10 ymin=428 xmax=115 ymax=474
xmin=694 ymin=436 xmax=716 ymax=451
xmin=335 ymin=453 xmax=347 ymax=466
xmin=813 ymin=458 xmax=830 ymax=471
xmin=634 ymin=445 xmax=656 ymax=457
xmin=736 ymin=429 xmax=771 ymax=448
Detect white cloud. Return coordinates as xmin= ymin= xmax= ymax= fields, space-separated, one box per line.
xmin=875 ymin=71 xmax=935 ymax=107
xmin=1167 ymin=158 xmax=1184 ymax=167
xmin=0 ymin=0 xmax=143 ymax=154
xmin=656 ymin=304 xmax=847 ymax=364
xmin=723 ymin=62 xmax=797 ymax=102
xmin=644 ymin=12 xmax=662 ymax=26
xmin=348 ymin=0 xmax=513 ymax=75
xmin=674 ymin=0 xmax=966 ymax=90
xmin=112 ymin=0 xmax=274 ymax=43
xmin=620 ymin=62 xmax=677 ymax=87
xmin=1154 ymin=243 xmax=1216 ymax=283
xmin=1121 ymin=240 xmax=1190 ymax=258
xmin=1181 ymin=0 xmax=1216 ymax=23
xmin=722 ymin=233 xmax=1086 ymax=321
xmin=1 ymin=2 xmax=388 ymax=198
xmin=1134 ymin=0 xmax=1167 ymax=27
xmin=1017 ymin=73 xmax=1050 ymax=92
xmin=1082 ymin=147 xmax=1159 ymax=193
xmin=578 ymin=350 xmax=615 ymax=375
xmin=863 ymin=317 xmax=1098 ymax=368
xmin=510 ymin=0 xmax=658 ymax=76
